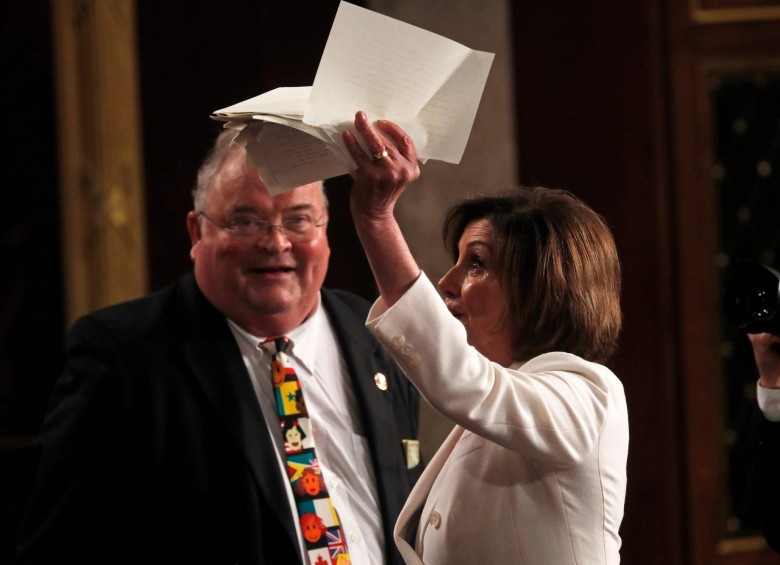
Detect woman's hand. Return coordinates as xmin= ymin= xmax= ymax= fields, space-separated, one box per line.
xmin=749 ymin=332 xmax=780 ymax=389
xmin=342 ymin=111 xmax=420 ymax=225
xmin=341 ymin=111 xmax=422 ymax=306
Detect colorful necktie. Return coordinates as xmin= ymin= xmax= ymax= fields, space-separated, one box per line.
xmin=263 ymin=336 xmax=351 ymax=565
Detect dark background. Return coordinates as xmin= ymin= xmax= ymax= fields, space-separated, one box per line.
xmin=2 ymin=1 xmax=780 ymax=563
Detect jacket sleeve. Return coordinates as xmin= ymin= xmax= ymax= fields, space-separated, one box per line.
xmin=366 ymin=273 xmax=626 ymax=468
xmin=749 ymin=406 xmax=780 ymax=553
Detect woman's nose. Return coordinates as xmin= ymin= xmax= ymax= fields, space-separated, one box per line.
xmin=438 ymin=266 xmax=460 ymax=298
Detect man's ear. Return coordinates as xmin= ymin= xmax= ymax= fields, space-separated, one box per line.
xmin=186 ymin=211 xmax=202 ymax=261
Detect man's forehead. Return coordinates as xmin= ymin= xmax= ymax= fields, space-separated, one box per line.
xmin=215 ymin=148 xmax=324 ymax=207
xmin=221 ymin=185 xmax=325 ymax=216
xmin=276 ymin=183 xmax=324 ymax=207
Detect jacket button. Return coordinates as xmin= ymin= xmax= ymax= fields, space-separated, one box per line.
xmin=429 ymin=510 xmax=442 ymax=529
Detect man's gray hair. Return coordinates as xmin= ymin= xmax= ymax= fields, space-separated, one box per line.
xmin=192 ymin=128 xmax=328 ymax=213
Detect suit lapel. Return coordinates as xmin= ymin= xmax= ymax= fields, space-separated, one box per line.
xmin=173 ymin=275 xmax=300 ymax=553
xmin=394 ymin=426 xmax=463 ymax=563
xmin=322 ymin=289 xmax=405 ymax=468
xmin=321 ymin=289 xmax=409 ymax=543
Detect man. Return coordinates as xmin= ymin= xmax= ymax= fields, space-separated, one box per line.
xmin=747 ymin=332 xmax=780 ymax=553
xmin=16 ymin=129 xmax=422 ymax=564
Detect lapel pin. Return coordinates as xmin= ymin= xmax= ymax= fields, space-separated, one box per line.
xmin=374 ymin=372 xmax=388 ymax=391
xmin=402 ymin=439 xmax=420 ymax=469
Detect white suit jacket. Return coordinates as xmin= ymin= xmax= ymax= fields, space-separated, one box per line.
xmin=367 ymin=274 xmax=629 ymax=565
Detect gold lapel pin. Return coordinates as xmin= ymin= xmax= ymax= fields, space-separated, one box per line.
xmin=374 ymin=372 xmax=388 ymax=391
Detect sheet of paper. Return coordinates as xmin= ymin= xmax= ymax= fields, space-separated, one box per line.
xmin=234 ymin=122 xmax=349 ymax=195
xmin=213 ymin=86 xmax=310 ymax=119
xmin=303 ymin=1 xmax=494 ymax=164
xmin=209 ymin=1 xmax=494 ymax=193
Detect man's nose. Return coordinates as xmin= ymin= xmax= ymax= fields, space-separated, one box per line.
xmin=256 ymin=225 xmax=293 ymax=251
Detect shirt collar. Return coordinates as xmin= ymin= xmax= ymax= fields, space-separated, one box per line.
xmin=226 ymin=293 xmax=324 ymax=375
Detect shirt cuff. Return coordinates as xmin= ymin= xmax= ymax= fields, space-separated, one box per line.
xmin=757 ymin=381 xmax=780 ymax=422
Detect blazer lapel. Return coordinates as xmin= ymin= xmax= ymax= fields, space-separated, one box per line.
xmin=322 ymin=289 xmax=406 ymax=472
xmin=321 ymin=289 xmax=410 ymax=545
xmin=173 ymin=274 xmax=300 ymax=552
xmin=394 ymin=426 xmax=464 ymax=564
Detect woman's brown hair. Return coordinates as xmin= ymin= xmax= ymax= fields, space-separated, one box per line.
xmin=442 ymin=186 xmax=622 ymax=364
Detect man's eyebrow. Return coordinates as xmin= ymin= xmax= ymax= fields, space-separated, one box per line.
xmin=226 ymin=203 xmax=319 ymax=215
xmin=229 ymin=206 xmax=258 ymax=214
xmin=281 ymin=204 xmax=323 ymax=216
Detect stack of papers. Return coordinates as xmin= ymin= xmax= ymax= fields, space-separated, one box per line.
xmin=212 ymin=1 xmax=494 ymax=194
xmin=214 ymin=86 xmax=351 ymax=195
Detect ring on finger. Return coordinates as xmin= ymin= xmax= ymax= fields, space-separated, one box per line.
xmin=372 ymin=149 xmax=389 ymax=162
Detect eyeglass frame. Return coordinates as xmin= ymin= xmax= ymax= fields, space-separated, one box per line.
xmin=197 ymin=210 xmax=329 ymax=240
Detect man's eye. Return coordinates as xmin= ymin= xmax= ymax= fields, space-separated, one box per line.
xmin=284 ymin=215 xmax=310 ymax=226
xmin=230 ymin=218 xmax=259 ymax=228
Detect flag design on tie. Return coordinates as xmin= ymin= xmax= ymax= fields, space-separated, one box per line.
xmin=263 ymin=336 xmax=351 ymax=565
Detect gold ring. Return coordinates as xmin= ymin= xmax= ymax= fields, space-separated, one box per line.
xmin=372 ymin=149 xmax=389 ymax=162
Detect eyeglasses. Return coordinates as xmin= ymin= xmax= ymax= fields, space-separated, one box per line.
xmin=199 ymin=211 xmax=328 ymax=241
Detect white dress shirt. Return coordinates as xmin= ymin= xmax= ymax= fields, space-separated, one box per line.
xmin=228 ymin=293 xmax=385 ymax=564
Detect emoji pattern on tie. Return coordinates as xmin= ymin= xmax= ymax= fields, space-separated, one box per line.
xmin=265 ymin=336 xmax=351 ymax=565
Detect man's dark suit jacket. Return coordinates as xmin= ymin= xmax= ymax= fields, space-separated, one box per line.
xmin=749 ymin=407 xmax=780 ymax=553
xmin=16 ymin=273 xmax=422 ymax=564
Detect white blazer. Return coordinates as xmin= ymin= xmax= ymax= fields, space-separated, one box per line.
xmin=366 ymin=274 xmax=629 ymax=565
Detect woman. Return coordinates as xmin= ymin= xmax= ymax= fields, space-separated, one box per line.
xmin=342 ymin=111 xmax=628 ymax=564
